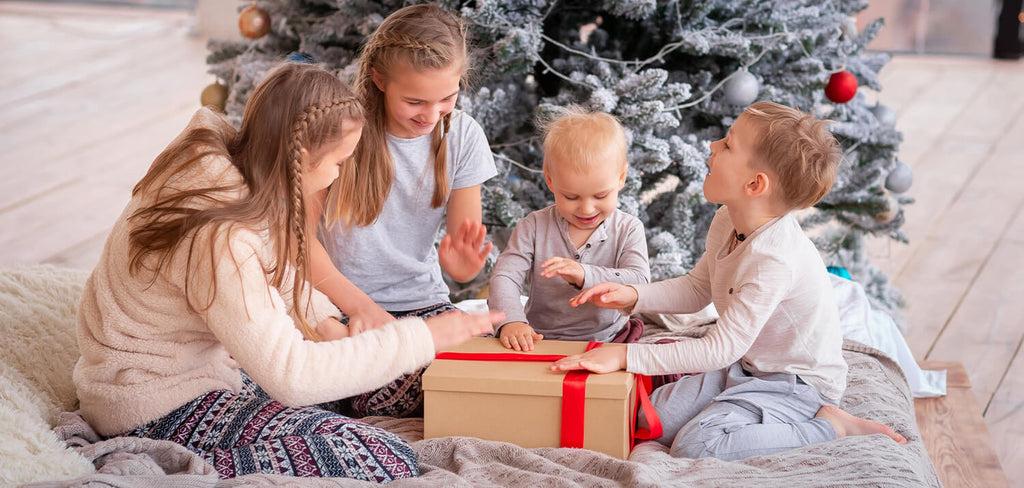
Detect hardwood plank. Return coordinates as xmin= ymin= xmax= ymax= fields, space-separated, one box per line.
xmin=0 ymin=105 xmax=199 ymax=268
xmin=897 ymin=136 xmax=1024 ymax=358
xmin=915 ymin=362 xmax=1008 ymax=488
xmin=928 ymin=200 xmax=1024 ymax=405
xmin=0 ymin=30 xmax=209 ymax=212
xmin=984 ymin=332 xmax=1024 ymax=487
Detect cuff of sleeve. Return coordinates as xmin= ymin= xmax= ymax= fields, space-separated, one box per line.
xmin=396 ymin=317 xmax=437 ymax=365
xmin=626 ymin=283 xmax=651 ymax=315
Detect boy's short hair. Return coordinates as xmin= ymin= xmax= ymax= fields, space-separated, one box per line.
xmin=540 ymin=106 xmax=628 ymax=176
xmin=742 ymin=101 xmax=841 ymax=209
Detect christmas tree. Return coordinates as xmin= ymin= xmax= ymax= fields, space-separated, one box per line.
xmin=207 ymin=0 xmax=912 ymax=327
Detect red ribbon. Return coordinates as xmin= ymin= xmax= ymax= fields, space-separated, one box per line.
xmin=434 ymin=341 xmax=662 ymax=450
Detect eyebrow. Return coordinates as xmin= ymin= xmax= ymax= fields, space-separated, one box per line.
xmin=403 ymin=90 xmax=460 ymax=103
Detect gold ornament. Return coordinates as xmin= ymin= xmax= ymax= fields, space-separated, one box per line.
xmin=201 ymin=81 xmax=228 ymax=113
xmin=239 ymin=4 xmax=271 ymax=39
xmin=873 ymin=192 xmax=900 ymax=224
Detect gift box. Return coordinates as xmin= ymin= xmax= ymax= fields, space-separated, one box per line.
xmin=423 ymin=337 xmax=657 ymax=459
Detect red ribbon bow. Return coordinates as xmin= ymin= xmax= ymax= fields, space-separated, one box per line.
xmin=434 ymin=341 xmax=662 ymax=450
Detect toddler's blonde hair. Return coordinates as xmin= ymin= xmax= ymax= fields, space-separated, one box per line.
xmin=540 ymin=106 xmax=628 ymax=177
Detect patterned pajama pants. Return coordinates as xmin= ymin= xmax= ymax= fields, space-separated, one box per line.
xmin=327 ymin=302 xmax=458 ymax=418
xmin=124 ymin=374 xmax=418 ymax=481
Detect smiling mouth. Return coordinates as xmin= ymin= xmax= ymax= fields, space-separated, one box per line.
xmin=576 ymin=215 xmax=599 ymax=224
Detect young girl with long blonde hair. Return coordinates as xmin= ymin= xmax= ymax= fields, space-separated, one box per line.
xmin=310 ymin=4 xmax=498 ymax=418
xmin=74 ymin=62 xmax=499 ymax=481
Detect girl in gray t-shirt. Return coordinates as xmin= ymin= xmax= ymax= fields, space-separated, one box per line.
xmin=310 ymin=5 xmax=497 ymax=418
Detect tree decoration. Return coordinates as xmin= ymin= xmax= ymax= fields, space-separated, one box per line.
xmin=870 ymin=103 xmax=897 ymax=127
xmin=239 ymin=3 xmax=271 ymax=39
xmin=884 ymin=160 xmax=914 ymax=194
xmin=841 ymin=16 xmax=859 ymax=40
xmin=825 ymin=70 xmax=858 ymax=104
xmin=873 ymin=192 xmax=901 ymax=224
xmin=200 ymin=81 xmax=228 ymax=113
xmin=722 ymin=68 xmax=759 ymax=106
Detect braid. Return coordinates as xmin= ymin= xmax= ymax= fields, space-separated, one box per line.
xmin=286 ymin=97 xmax=358 ymax=342
xmin=381 ymin=34 xmax=438 ymax=54
xmin=430 ymin=111 xmax=452 ymax=208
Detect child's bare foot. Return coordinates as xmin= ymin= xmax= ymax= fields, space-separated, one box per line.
xmin=815 ymin=405 xmax=907 ymax=444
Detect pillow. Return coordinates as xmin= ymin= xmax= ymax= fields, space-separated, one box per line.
xmin=0 ymin=265 xmax=94 ymax=485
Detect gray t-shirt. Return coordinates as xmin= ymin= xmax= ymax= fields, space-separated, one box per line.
xmin=321 ymin=110 xmax=497 ymax=311
xmin=488 ymin=205 xmax=650 ymax=342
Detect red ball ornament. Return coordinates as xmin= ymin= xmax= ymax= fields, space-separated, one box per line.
xmin=239 ymin=4 xmax=271 ymax=39
xmin=825 ymin=70 xmax=858 ymax=104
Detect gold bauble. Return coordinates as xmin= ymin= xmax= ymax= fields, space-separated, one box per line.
xmin=239 ymin=4 xmax=271 ymax=39
xmin=200 ymin=82 xmax=228 ymax=113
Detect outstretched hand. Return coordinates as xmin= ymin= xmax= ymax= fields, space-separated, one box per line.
xmin=540 ymin=256 xmax=584 ymax=288
xmin=569 ymin=282 xmax=639 ymax=310
xmin=549 ymin=343 xmax=627 ymax=374
xmin=438 ymin=219 xmax=492 ymax=283
xmin=426 ymin=310 xmax=505 ymax=353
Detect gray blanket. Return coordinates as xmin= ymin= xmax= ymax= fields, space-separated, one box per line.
xmin=27 ymin=340 xmax=938 ymax=487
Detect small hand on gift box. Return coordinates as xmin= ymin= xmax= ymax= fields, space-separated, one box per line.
xmin=550 ymin=342 xmax=627 ymax=374
xmin=499 ymin=321 xmax=544 ymax=351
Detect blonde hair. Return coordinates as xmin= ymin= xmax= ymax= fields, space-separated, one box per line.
xmin=742 ymin=101 xmax=840 ymax=210
xmin=128 ymin=62 xmax=364 ymax=341
xmin=328 ymin=4 xmax=468 ymax=226
xmin=541 ymin=106 xmax=628 ymax=177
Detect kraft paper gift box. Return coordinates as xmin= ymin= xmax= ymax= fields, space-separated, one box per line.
xmin=422 ymin=337 xmax=647 ymax=459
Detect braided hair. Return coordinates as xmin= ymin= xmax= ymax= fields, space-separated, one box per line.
xmin=327 ymin=3 xmax=469 ymax=227
xmin=128 ymin=62 xmax=363 ymax=341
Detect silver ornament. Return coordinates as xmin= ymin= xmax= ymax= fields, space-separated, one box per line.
xmin=870 ymin=103 xmax=897 ymax=127
xmin=885 ymin=160 xmax=914 ymax=194
xmin=723 ymin=69 xmax=759 ymax=106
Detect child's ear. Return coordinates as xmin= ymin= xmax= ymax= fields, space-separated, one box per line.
xmin=618 ymin=165 xmax=628 ymax=188
xmin=745 ymin=172 xmax=770 ymax=197
xmin=544 ymin=169 xmax=555 ymax=191
xmin=370 ymin=68 xmax=386 ymax=92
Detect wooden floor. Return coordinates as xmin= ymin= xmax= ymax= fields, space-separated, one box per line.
xmin=1 ymin=3 xmax=1021 ymax=486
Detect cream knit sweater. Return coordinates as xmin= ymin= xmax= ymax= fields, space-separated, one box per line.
xmin=73 ymin=109 xmax=435 ymax=436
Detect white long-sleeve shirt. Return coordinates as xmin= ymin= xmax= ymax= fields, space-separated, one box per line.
xmin=74 ymin=109 xmax=436 ymax=436
xmin=625 ymin=206 xmax=847 ymax=402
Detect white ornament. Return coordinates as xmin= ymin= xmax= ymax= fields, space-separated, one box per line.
xmin=870 ymin=103 xmax=897 ymax=127
xmin=884 ymin=160 xmax=914 ymax=194
xmin=842 ymin=16 xmax=858 ymax=40
xmin=723 ymin=69 xmax=758 ymax=106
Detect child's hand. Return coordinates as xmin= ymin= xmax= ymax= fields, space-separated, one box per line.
xmin=345 ymin=302 xmax=396 ymax=336
xmin=498 ymin=321 xmax=544 ymax=351
xmin=316 ymin=317 xmax=351 ymax=341
xmin=540 ymin=256 xmax=584 ymax=288
xmin=439 ymin=219 xmax=493 ymax=283
xmin=550 ymin=343 xmax=627 ymax=374
xmin=570 ymin=282 xmax=639 ymax=310
xmin=426 ymin=310 xmax=505 ymax=353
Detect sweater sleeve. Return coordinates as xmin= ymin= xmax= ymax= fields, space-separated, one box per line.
xmin=580 ymin=217 xmax=651 ymax=289
xmin=630 ymin=252 xmax=712 ymax=315
xmin=626 ymin=254 xmax=793 ymax=376
xmin=487 ymin=214 xmax=535 ymax=331
xmin=188 ymin=227 xmax=436 ymax=406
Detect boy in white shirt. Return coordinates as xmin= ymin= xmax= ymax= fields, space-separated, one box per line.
xmin=551 ymin=101 xmax=906 ymax=460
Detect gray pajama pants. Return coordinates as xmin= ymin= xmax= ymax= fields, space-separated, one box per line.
xmin=642 ymin=362 xmax=837 ymax=461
